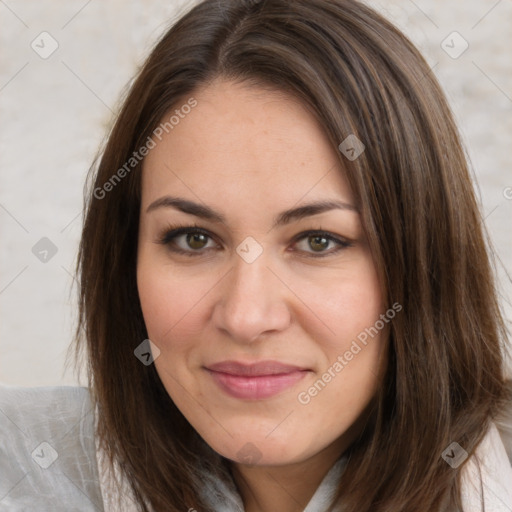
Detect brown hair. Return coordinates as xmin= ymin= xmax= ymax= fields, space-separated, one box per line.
xmin=71 ymin=0 xmax=511 ymax=510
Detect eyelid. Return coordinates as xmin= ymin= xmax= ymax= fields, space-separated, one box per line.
xmin=156 ymin=224 xmax=218 ymax=252
xmin=157 ymin=224 xmax=214 ymax=245
xmin=291 ymin=229 xmax=350 ymax=244
xmin=289 ymin=229 xmax=353 ymax=257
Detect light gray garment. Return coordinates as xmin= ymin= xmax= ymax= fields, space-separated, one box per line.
xmin=1 ymin=384 xmax=512 ymax=511
xmin=0 ymin=385 xmax=103 ymax=511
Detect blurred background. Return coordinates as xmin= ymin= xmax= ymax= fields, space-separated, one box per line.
xmin=1 ymin=0 xmax=511 ymax=386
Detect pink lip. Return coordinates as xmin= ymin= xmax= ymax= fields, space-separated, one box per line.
xmin=205 ymin=360 xmax=310 ymax=400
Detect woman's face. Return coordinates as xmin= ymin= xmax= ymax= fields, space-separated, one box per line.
xmin=137 ymin=79 xmax=388 ymax=466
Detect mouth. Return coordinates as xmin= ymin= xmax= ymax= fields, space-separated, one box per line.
xmin=204 ymin=360 xmax=311 ymax=400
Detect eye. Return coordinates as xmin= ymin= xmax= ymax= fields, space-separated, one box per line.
xmin=157 ymin=225 xmax=219 ymax=255
xmin=292 ymin=230 xmax=352 ymax=257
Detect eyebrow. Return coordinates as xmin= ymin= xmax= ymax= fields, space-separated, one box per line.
xmin=146 ymin=195 xmax=358 ymax=229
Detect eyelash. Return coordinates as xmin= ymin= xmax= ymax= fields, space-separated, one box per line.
xmin=156 ymin=223 xmax=353 ymax=258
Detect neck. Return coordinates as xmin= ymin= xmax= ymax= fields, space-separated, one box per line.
xmin=231 ymin=442 xmax=344 ymax=512
xmin=229 ymin=408 xmax=372 ymax=512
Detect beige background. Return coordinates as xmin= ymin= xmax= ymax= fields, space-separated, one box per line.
xmin=1 ymin=0 xmax=511 ymax=386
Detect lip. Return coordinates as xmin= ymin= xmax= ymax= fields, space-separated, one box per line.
xmin=205 ymin=360 xmax=310 ymax=400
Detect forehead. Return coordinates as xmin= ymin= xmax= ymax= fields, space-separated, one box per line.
xmin=141 ymin=79 xmax=352 ymax=209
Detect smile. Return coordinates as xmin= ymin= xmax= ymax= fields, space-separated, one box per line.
xmin=204 ymin=360 xmax=310 ymax=400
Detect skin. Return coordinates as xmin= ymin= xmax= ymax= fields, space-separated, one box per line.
xmin=137 ymin=79 xmax=389 ymax=512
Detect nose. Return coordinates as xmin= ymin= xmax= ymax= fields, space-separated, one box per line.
xmin=211 ymin=253 xmax=292 ymax=344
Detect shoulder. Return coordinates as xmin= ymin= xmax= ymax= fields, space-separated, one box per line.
xmin=0 ymin=382 xmax=92 ymax=412
xmin=460 ymin=421 xmax=512 ymax=511
xmin=0 ymin=384 xmax=104 ymax=511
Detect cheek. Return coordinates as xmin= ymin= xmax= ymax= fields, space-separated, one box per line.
xmin=136 ymin=258 xmax=215 ymax=347
xmin=293 ymin=267 xmax=387 ymax=434
xmin=295 ymin=254 xmax=384 ymax=351
xmin=137 ymin=262 xmax=213 ymax=404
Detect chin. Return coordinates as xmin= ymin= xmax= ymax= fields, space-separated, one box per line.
xmin=201 ymin=429 xmax=312 ymax=467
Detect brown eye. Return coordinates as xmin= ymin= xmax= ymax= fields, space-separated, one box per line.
xmin=159 ymin=227 xmax=218 ymax=255
xmin=293 ymin=230 xmax=352 ymax=257
xmin=186 ymin=232 xmax=209 ymax=250
xmin=308 ymin=235 xmax=330 ymax=252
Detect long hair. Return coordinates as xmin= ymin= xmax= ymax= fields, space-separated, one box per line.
xmin=71 ymin=0 xmax=511 ymax=510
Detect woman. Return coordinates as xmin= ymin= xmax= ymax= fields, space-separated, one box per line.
xmin=1 ymin=0 xmax=511 ymax=510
